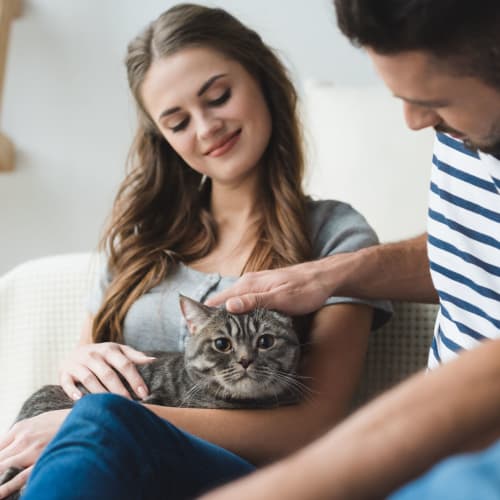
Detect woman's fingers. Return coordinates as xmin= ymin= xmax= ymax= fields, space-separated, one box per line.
xmin=120 ymin=345 xmax=156 ymax=365
xmin=0 ymin=409 xmax=68 ymax=499
xmin=84 ymin=352 xmax=133 ymax=398
xmin=0 ymin=464 xmax=33 ymax=499
xmin=59 ymin=342 xmax=155 ymax=400
xmin=0 ymin=431 xmax=14 ymax=457
xmin=68 ymin=364 xmax=108 ymax=395
xmin=105 ymin=346 xmax=154 ymax=399
xmin=59 ymin=372 xmax=84 ymax=401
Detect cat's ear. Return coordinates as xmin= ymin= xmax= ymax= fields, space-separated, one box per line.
xmin=179 ymin=294 xmax=216 ymax=334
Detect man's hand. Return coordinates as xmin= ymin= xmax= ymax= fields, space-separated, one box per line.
xmin=205 ymin=259 xmax=332 ymax=315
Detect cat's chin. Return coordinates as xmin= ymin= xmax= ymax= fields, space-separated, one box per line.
xmin=220 ymin=376 xmax=262 ymax=398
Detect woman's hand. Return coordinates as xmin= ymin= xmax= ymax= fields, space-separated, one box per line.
xmin=0 ymin=409 xmax=69 ymax=499
xmin=59 ymin=342 xmax=155 ymax=400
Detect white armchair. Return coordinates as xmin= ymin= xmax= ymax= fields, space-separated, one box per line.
xmin=0 ymin=253 xmax=99 ymax=432
xmin=0 ymin=252 xmax=438 ymax=433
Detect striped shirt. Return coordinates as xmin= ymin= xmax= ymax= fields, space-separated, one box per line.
xmin=427 ymin=132 xmax=500 ymax=369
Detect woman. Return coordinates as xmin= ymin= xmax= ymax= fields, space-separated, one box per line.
xmin=0 ymin=4 xmax=390 ymax=499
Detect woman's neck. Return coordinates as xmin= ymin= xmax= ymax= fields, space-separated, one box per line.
xmin=209 ymin=174 xmax=261 ymax=229
xmin=188 ymin=176 xmax=262 ymax=276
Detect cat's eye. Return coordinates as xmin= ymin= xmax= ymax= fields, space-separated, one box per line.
xmin=257 ymin=334 xmax=275 ymax=350
xmin=214 ymin=338 xmax=232 ymax=352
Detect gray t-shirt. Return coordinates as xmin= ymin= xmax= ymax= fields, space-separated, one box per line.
xmin=88 ymin=199 xmax=392 ymax=351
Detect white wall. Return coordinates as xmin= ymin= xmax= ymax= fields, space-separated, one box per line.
xmin=1 ymin=0 xmax=421 ymax=275
xmin=304 ymin=83 xmax=433 ymax=243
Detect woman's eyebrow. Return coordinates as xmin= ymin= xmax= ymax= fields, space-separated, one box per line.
xmin=158 ymin=73 xmax=228 ymax=121
xmin=159 ymin=106 xmax=181 ymax=121
xmin=197 ymin=73 xmax=227 ymax=96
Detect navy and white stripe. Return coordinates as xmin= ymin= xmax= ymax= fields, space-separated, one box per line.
xmin=427 ymin=133 xmax=500 ymax=368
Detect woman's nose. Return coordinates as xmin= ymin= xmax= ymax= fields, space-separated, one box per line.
xmin=197 ymin=114 xmax=224 ymax=140
xmin=403 ymin=101 xmax=441 ymax=131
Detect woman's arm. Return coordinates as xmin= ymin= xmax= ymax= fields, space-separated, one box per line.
xmin=207 ymin=234 xmax=438 ymax=315
xmin=145 ymin=303 xmax=373 ymax=465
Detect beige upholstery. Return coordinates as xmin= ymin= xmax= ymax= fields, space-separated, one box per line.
xmin=0 ymin=253 xmax=99 ymax=432
xmin=0 ymin=253 xmax=437 ymax=432
xmin=355 ymin=301 xmax=438 ymax=406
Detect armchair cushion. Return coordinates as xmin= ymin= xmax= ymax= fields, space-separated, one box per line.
xmin=0 ymin=253 xmax=99 ymax=431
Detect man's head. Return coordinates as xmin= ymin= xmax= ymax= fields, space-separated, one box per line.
xmin=334 ymin=0 xmax=500 ymax=155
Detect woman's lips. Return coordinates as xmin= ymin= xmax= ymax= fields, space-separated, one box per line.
xmin=206 ymin=130 xmax=241 ymax=157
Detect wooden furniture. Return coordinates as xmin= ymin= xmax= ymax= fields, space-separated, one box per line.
xmin=0 ymin=0 xmax=21 ymax=171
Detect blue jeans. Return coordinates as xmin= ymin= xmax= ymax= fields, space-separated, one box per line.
xmin=390 ymin=438 xmax=500 ymax=500
xmin=22 ymin=394 xmax=255 ymax=500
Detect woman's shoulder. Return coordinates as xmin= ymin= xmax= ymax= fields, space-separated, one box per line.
xmin=305 ymin=197 xmax=380 ymax=258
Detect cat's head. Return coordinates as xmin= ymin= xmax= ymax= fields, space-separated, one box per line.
xmin=179 ymin=294 xmax=301 ymax=401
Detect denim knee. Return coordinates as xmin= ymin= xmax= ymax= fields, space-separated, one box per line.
xmin=73 ymin=392 xmax=132 ymax=415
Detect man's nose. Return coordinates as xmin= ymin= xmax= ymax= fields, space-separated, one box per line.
xmin=403 ymin=102 xmax=441 ymax=131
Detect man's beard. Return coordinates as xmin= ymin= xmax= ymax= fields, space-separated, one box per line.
xmin=435 ymin=121 xmax=500 ymax=157
xmin=463 ymin=137 xmax=500 ymax=157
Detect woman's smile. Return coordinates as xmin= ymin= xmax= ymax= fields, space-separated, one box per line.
xmin=205 ymin=129 xmax=242 ymax=157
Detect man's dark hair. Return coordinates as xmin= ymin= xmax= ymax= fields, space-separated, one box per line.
xmin=334 ymin=0 xmax=500 ymax=89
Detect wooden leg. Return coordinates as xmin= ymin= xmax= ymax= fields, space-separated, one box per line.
xmin=0 ymin=132 xmax=14 ymax=171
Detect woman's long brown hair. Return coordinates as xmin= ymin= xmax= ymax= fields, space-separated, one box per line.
xmin=92 ymin=4 xmax=312 ymax=343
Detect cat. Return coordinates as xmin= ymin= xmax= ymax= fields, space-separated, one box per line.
xmin=0 ymin=295 xmax=305 ymax=499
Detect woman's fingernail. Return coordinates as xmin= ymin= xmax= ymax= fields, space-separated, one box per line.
xmin=137 ymin=386 xmax=147 ymax=399
xmin=72 ymin=392 xmax=82 ymax=400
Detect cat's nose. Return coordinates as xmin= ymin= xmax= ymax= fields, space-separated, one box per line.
xmin=238 ymin=358 xmax=253 ymax=369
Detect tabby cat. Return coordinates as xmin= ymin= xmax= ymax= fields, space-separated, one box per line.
xmin=0 ymin=295 xmax=304 ymax=499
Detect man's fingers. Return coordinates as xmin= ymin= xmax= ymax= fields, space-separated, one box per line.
xmin=225 ymin=294 xmax=261 ymax=313
xmin=205 ymin=288 xmax=236 ymax=307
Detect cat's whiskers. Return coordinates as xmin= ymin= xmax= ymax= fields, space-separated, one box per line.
xmin=179 ymin=381 xmax=207 ymax=407
xmin=255 ymin=367 xmax=316 ymax=400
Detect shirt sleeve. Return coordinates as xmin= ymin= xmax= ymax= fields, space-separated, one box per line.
xmin=307 ymin=198 xmax=393 ymax=330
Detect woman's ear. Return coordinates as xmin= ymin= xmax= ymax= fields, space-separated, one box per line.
xmin=179 ymin=294 xmax=216 ymax=334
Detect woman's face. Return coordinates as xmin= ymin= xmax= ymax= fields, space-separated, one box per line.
xmin=141 ymin=47 xmax=272 ymax=186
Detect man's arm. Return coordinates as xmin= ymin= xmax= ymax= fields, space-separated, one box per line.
xmin=201 ymin=338 xmax=500 ymax=499
xmin=207 ymin=234 xmax=438 ymax=315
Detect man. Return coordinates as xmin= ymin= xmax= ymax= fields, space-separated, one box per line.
xmin=203 ymin=1 xmax=500 ymax=497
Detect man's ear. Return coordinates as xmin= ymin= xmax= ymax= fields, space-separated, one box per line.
xmin=179 ymin=294 xmax=216 ymax=334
